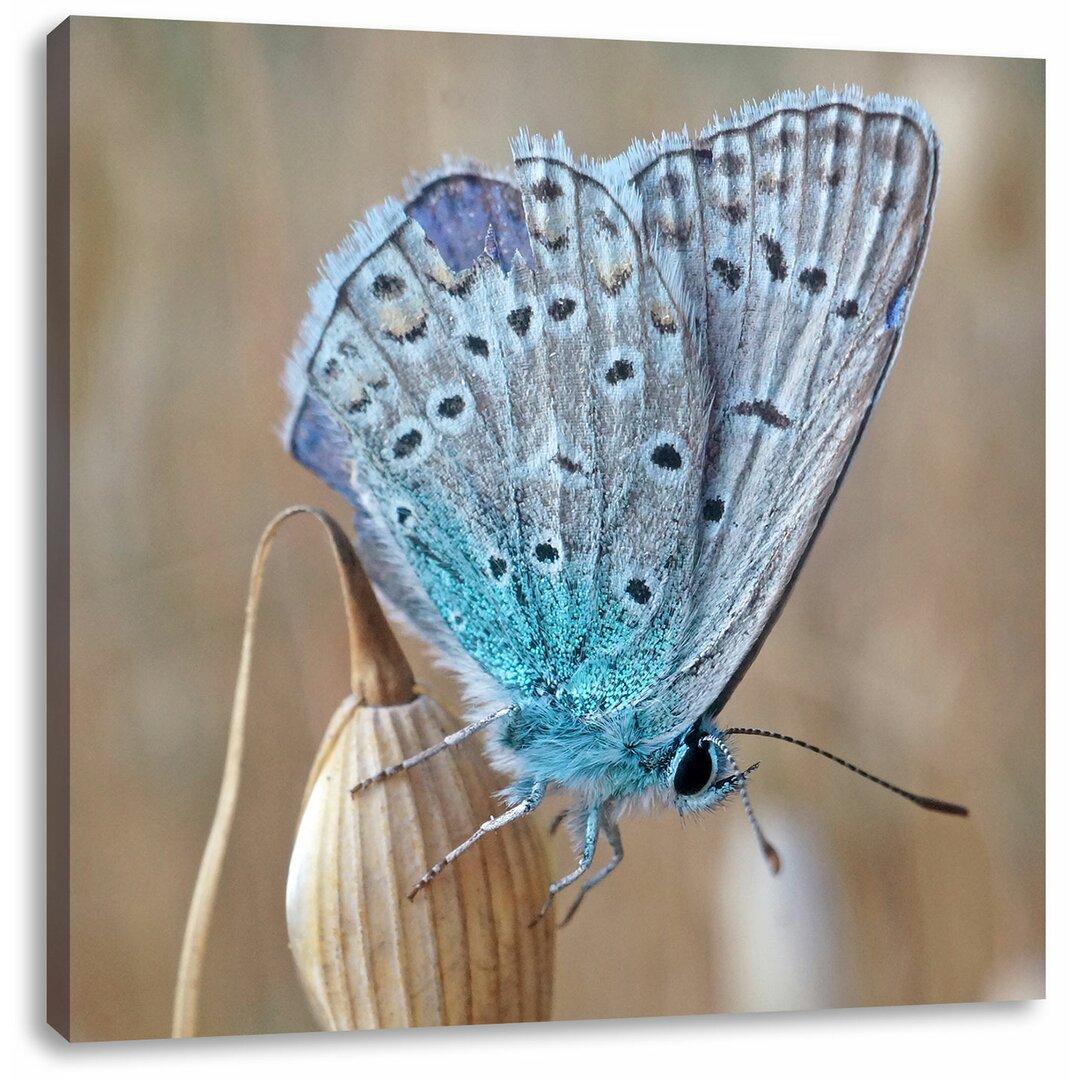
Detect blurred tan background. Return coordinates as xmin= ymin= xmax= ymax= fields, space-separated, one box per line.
xmin=66 ymin=17 xmax=1044 ymax=1040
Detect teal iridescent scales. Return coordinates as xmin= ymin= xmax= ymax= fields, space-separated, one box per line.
xmin=299 ymin=148 xmax=711 ymax=713
xmin=286 ymin=88 xmax=939 ymax=904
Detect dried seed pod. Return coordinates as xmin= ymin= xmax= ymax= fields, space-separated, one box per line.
xmin=287 ymin=693 xmax=555 ymax=1029
xmin=282 ymin=510 xmax=554 ymax=1029
xmin=172 ymin=506 xmax=554 ymax=1039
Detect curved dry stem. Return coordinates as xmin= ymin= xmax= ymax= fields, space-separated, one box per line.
xmin=171 ymin=505 xmax=414 ymax=1038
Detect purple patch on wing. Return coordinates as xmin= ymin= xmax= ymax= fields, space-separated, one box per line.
xmin=289 ymin=393 xmax=356 ymax=502
xmin=886 ymin=285 xmax=908 ymax=330
xmin=405 ymin=173 xmax=531 ymax=272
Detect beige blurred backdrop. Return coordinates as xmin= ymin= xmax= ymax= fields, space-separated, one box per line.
xmin=65 ymin=17 xmax=1044 ymax=1040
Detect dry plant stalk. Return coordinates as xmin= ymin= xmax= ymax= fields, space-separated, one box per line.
xmin=172 ymin=506 xmax=554 ymax=1037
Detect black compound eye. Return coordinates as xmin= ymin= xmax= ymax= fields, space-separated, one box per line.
xmin=673 ymin=741 xmax=715 ymax=797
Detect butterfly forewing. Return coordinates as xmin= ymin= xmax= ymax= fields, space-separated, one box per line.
xmin=623 ymin=92 xmax=939 ymax=722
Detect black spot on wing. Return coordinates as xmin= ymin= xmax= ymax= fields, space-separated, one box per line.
xmin=757 ymin=173 xmax=792 ymax=197
xmin=429 ymin=268 xmax=475 ymax=297
xmin=712 ymin=257 xmax=743 ymax=292
xmin=534 ymin=542 xmax=559 ymax=563
xmin=598 ymin=263 xmax=633 ymax=297
xmin=437 ymin=395 xmax=465 ymax=418
xmin=508 ymin=306 xmax=532 ymax=336
xmin=593 ymin=210 xmax=619 ymax=236
xmin=553 ymin=453 xmax=585 ymax=476
xmin=532 ymin=229 xmax=569 ymax=252
xmin=393 ymin=428 xmax=424 ymax=457
xmin=651 ymin=443 xmax=683 ymax=470
xmin=703 ymin=498 xmax=725 ymax=522
xmin=798 ymin=267 xmax=828 ymax=294
xmin=463 ymin=334 xmax=489 ymax=357
xmin=605 ymin=358 xmax=635 ymax=384
xmin=830 ymin=119 xmax=854 ymax=146
xmin=658 ymin=218 xmax=694 ymax=244
xmin=650 ymin=308 xmax=679 ymax=335
xmin=716 ymin=151 xmax=746 ymax=177
xmin=735 ymin=399 xmax=792 ymax=429
xmin=759 ymin=236 xmax=788 ymax=282
xmin=657 ymin=173 xmax=684 ymax=198
xmin=372 ymin=274 xmax=405 ymax=299
xmin=531 ymin=177 xmax=563 ymax=202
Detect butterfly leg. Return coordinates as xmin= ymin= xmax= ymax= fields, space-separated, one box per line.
xmin=529 ymin=805 xmax=601 ymax=926
xmin=407 ymin=779 xmax=548 ymax=899
xmin=351 ymin=704 xmax=517 ymax=795
xmin=547 ymin=806 xmax=572 ymax=836
xmin=558 ymin=812 xmax=624 ymax=927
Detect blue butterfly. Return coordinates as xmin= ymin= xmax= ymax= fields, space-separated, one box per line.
xmin=285 ymin=88 xmax=966 ymax=923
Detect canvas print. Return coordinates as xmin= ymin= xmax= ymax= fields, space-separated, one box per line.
xmin=47 ymin=17 xmax=1044 ymax=1041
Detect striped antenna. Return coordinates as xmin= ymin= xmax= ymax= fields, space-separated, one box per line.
xmin=704 ymin=740 xmax=783 ymax=875
xmin=722 ymin=727 xmax=969 ymax=817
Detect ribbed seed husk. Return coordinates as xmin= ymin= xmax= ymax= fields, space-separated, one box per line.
xmin=286 ymin=694 xmax=555 ymax=1029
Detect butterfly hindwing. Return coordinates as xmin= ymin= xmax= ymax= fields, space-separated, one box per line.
xmin=509 ymin=139 xmax=709 ymax=712
xmin=298 ymin=150 xmax=708 ymax=712
xmin=290 ymin=170 xmax=542 ymax=693
xmin=287 ymin=171 xmax=529 ymax=507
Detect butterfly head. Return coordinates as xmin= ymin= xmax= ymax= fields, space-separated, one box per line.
xmin=665 ymin=719 xmax=755 ymax=816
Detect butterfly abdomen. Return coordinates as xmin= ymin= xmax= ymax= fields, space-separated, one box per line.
xmin=493 ymin=695 xmax=663 ymax=801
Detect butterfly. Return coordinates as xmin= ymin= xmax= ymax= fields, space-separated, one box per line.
xmin=284 ymin=87 xmax=966 ymax=924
